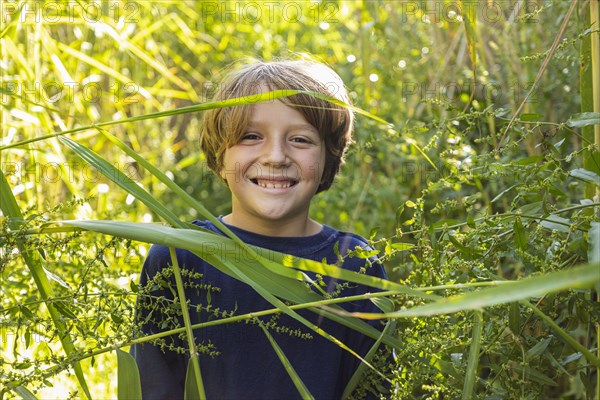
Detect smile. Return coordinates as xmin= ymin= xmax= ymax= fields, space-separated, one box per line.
xmin=250 ymin=178 xmax=299 ymax=189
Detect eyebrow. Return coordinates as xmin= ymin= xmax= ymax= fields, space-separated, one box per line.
xmin=246 ymin=121 xmax=319 ymax=134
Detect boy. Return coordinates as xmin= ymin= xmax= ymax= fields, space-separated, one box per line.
xmin=131 ymin=59 xmax=389 ymax=399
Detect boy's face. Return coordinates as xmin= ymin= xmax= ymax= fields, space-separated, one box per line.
xmin=220 ymin=99 xmax=325 ymax=235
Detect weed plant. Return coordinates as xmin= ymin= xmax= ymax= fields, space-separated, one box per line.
xmin=1 ymin=1 xmax=599 ymax=399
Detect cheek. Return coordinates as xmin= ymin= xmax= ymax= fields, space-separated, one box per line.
xmin=305 ymin=150 xmax=326 ymax=182
xmin=219 ymin=155 xmax=228 ymax=180
xmin=221 ymin=149 xmax=256 ymax=180
xmin=220 ymin=150 xmax=235 ymax=180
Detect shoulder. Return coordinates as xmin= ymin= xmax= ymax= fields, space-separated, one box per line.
xmin=324 ymin=225 xmax=372 ymax=255
xmin=142 ymin=220 xmax=218 ymax=274
xmin=337 ymin=231 xmax=371 ymax=250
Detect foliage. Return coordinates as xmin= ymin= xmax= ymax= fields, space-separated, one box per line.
xmin=1 ymin=0 xmax=599 ymax=399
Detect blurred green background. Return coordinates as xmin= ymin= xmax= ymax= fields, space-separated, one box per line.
xmin=1 ymin=1 xmax=599 ymax=398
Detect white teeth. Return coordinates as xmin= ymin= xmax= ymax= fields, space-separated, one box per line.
xmin=255 ymin=180 xmax=293 ymax=189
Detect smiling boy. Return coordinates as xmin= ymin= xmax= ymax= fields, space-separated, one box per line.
xmin=220 ymin=96 xmax=325 ymax=236
xmin=132 ymin=59 xmax=389 ymax=399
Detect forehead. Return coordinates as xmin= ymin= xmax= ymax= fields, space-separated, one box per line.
xmin=246 ymin=101 xmax=319 ymax=133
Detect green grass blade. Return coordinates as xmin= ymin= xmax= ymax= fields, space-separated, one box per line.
xmin=348 ymin=262 xmax=599 ymax=318
xmin=0 ymin=171 xmax=92 ymax=399
xmin=522 ymin=302 xmax=600 ymax=368
xmin=60 ymin=219 xmax=436 ymax=302
xmin=56 ymin=219 xmax=403 ymax=348
xmin=259 ymin=322 xmax=315 ymax=400
xmin=462 ymin=311 xmax=483 ymax=400
xmin=77 ymin=21 xmax=198 ymax=99
xmin=459 ymin=0 xmax=477 ymax=72
xmin=58 ymin=135 xmax=186 ymax=228
xmin=94 ymin=127 xmax=215 ymax=222
xmin=0 ymin=1 xmax=25 ymax=39
xmin=12 ymin=385 xmax=38 ymax=400
xmin=0 ymin=169 xmax=23 ymax=231
xmin=184 ymin=355 xmax=203 ymax=400
xmin=0 ymin=90 xmax=309 ymax=151
xmin=289 ymin=254 xmax=438 ymax=300
xmin=116 ymin=349 xmax=142 ymax=400
xmin=54 ymin=41 xmax=148 ymax=95
xmin=211 ymin=252 xmax=387 ymax=382
xmin=60 ymin=219 xmax=392 ymax=377
xmin=169 ymin=248 xmax=206 ymax=399
xmin=1 ymin=89 xmax=434 ymax=173
xmin=342 ymin=318 xmax=396 ymax=399
xmin=0 ymin=87 xmax=60 ymax=113
xmin=589 ymin=222 xmax=600 ymax=263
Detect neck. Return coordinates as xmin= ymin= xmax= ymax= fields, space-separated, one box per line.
xmin=222 ymin=214 xmax=322 ymax=237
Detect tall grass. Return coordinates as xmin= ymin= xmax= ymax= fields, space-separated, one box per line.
xmin=1 ymin=1 xmax=599 ymax=398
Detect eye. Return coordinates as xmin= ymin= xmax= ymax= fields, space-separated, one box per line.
xmin=240 ymin=132 xmax=261 ymax=142
xmin=290 ymin=136 xmax=313 ymax=144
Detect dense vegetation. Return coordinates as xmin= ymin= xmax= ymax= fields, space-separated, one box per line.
xmin=1 ymin=0 xmax=599 ymax=398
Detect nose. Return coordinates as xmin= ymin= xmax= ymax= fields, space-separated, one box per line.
xmin=260 ymin=137 xmax=289 ymax=167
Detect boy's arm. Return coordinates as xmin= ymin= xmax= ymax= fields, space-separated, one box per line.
xmin=130 ymin=245 xmax=186 ymax=399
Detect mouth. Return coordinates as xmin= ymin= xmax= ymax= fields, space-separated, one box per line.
xmin=250 ymin=178 xmax=299 ymax=189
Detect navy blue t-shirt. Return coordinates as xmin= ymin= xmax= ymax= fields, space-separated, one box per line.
xmin=131 ymin=218 xmax=388 ymax=399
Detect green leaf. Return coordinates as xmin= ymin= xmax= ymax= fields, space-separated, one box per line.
xmin=352 ymin=263 xmax=600 ymax=319
xmin=526 ymin=337 xmax=552 ymax=360
xmin=448 ymin=234 xmax=482 ymax=258
xmin=491 ymin=184 xmax=518 ymax=203
xmin=462 ymin=311 xmax=483 ymax=400
xmin=429 ymin=355 xmax=461 ymax=380
xmin=569 ymin=168 xmax=600 ymax=186
xmin=513 ymin=217 xmax=527 ymax=251
xmin=566 ymin=112 xmax=600 ymax=128
xmin=259 ymin=323 xmax=315 ymax=400
xmin=342 ymin=319 xmax=396 ymax=399
xmin=117 ymin=349 xmax=142 ymax=400
xmin=519 ymin=201 xmax=543 ymax=216
xmin=111 ymin=313 xmax=124 ymax=325
xmin=14 ymin=362 xmax=32 ymax=369
xmin=59 ymin=135 xmax=185 ymax=228
xmin=370 ymin=296 xmax=394 ymax=313
xmin=458 ymin=0 xmax=477 ymax=72
xmin=540 ymin=214 xmax=571 ymax=233
xmin=184 ymin=355 xmax=202 ymax=400
xmin=588 ymin=222 xmax=600 ymax=263
xmin=510 ymin=364 xmax=558 ymax=386
xmin=19 ymin=305 xmax=34 ymax=319
xmin=61 ymin=219 xmax=406 ymax=356
xmin=561 ymin=352 xmax=583 ymax=365
xmin=54 ymin=302 xmax=78 ymax=320
xmin=508 ymin=303 xmax=521 ymax=335
xmin=13 ymin=385 xmax=38 ymax=400
xmin=390 ymin=242 xmax=414 ymax=251
xmin=169 ymin=248 xmax=205 ymax=399
xmin=43 ymin=267 xmax=72 ymax=290
xmin=130 ymin=280 xmax=139 ymax=293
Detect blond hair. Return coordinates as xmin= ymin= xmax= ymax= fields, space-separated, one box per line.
xmin=200 ymin=59 xmax=354 ymax=193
